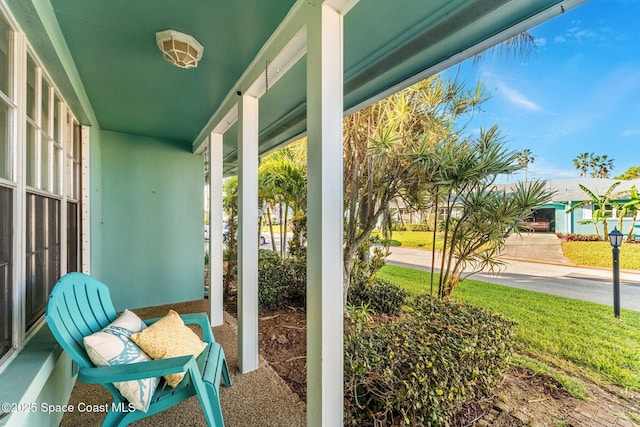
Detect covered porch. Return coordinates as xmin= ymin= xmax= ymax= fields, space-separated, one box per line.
xmin=60 ymin=300 xmax=307 ymax=427
xmin=0 ymin=0 xmax=584 ymax=426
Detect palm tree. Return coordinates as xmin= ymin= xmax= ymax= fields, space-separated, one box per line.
xmin=588 ymin=154 xmax=600 ymax=178
xmin=412 ymin=127 xmax=551 ymax=298
xmin=259 ymin=143 xmax=307 ymax=259
xmin=342 ymin=76 xmax=488 ymax=303
xmin=516 ymin=149 xmax=535 ymax=182
xmin=619 ymin=185 xmax=640 ymax=241
xmin=594 ymin=154 xmax=614 ymax=178
xmin=573 ymin=152 xmax=591 ymax=177
xmin=567 ymin=182 xmax=621 ymax=240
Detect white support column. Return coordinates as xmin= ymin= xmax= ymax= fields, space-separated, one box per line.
xmin=209 ymin=132 xmax=224 ymax=326
xmin=237 ymin=95 xmax=259 ymax=373
xmin=306 ymin=3 xmax=344 ymax=426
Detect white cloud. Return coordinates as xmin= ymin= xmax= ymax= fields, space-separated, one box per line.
xmin=622 ymin=129 xmax=640 ymax=137
xmin=535 ymin=38 xmax=547 ymax=47
xmin=525 ymin=158 xmax=579 ymax=181
xmin=553 ymin=20 xmax=608 ymax=45
xmin=497 ymin=83 xmax=542 ymax=112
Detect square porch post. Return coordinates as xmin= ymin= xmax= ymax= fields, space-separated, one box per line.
xmin=306 ymin=3 xmax=344 ymax=426
xmin=209 ymin=132 xmax=224 ymax=326
xmin=237 ymin=94 xmax=260 ymax=373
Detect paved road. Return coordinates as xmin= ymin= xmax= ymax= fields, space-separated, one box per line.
xmin=387 ymin=246 xmax=640 ymax=312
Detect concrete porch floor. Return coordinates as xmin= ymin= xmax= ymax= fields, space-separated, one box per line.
xmin=60 ymin=299 xmax=306 ymax=427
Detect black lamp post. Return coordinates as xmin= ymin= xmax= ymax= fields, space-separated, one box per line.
xmin=608 ymin=227 xmax=623 ymax=318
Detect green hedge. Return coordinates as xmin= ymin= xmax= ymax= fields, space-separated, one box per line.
xmin=344 ymin=297 xmax=514 ymax=426
xmin=258 ymin=249 xmax=305 ymax=309
xmin=348 ymin=279 xmax=409 ymax=316
xmin=556 ymin=232 xmax=601 ymax=241
xmin=392 ymin=223 xmax=432 ymax=232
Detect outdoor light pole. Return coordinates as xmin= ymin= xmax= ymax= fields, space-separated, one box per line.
xmin=608 ymin=227 xmax=623 ymax=318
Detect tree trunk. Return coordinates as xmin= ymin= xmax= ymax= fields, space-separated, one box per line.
xmin=283 ymin=203 xmax=289 ymax=259
xmin=279 ymin=203 xmax=284 ymax=258
xmin=343 ymin=259 xmax=351 ymax=308
xmin=593 ymin=221 xmax=601 ymax=240
xmin=267 ymin=207 xmax=277 ymax=251
xmin=627 ymin=212 xmax=638 ymax=242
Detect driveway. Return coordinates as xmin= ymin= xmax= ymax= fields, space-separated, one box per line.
xmin=498 ymin=232 xmax=572 ymax=265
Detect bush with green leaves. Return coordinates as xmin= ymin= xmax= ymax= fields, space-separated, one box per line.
xmin=258 ymin=249 xmax=306 ymax=310
xmin=556 ymin=232 xmax=601 ymax=242
xmin=348 ymin=278 xmax=408 ymax=316
xmin=282 ymin=256 xmax=306 ymax=307
xmin=392 ymin=223 xmax=431 ymax=232
xmin=258 ymin=249 xmax=287 ymax=309
xmin=344 ymin=296 xmax=514 ymax=426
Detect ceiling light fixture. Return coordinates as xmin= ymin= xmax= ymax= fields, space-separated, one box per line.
xmin=155 ymin=30 xmax=204 ymax=69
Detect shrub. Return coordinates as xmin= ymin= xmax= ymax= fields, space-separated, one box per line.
xmin=258 ymin=250 xmax=287 ymax=309
xmin=348 ymin=278 xmax=408 ymax=315
xmin=391 ymin=223 xmax=431 ymax=232
xmin=344 ymin=297 xmax=514 ymax=426
xmin=556 ymin=233 xmax=601 ymax=242
xmin=282 ymin=257 xmax=306 ymax=307
xmin=258 ymin=249 xmax=306 ymax=310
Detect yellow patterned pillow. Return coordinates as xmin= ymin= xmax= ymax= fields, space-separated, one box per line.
xmin=131 ymin=310 xmax=207 ymax=387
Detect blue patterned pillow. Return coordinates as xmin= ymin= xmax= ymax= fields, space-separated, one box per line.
xmin=83 ymin=310 xmax=159 ymax=412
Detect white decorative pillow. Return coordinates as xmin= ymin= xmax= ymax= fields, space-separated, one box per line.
xmin=83 ymin=309 xmax=159 ymax=412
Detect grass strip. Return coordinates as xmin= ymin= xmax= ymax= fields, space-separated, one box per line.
xmin=562 ymin=240 xmax=640 ymax=270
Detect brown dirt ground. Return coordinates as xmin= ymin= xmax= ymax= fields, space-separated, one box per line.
xmin=240 ymin=302 xmax=640 ymax=426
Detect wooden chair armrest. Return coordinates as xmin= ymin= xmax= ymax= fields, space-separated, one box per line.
xmin=78 ymin=355 xmax=197 ymax=384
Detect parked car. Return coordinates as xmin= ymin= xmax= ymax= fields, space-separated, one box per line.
xmin=525 ymin=219 xmax=550 ymax=232
xmin=221 ymin=222 xmax=270 ymax=245
xmin=260 ymin=233 xmax=270 ymax=245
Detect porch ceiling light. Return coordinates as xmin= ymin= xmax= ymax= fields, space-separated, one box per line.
xmin=156 ymin=30 xmax=204 ymax=69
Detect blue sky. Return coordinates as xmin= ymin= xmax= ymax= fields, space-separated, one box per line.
xmin=443 ymin=0 xmax=640 ymax=181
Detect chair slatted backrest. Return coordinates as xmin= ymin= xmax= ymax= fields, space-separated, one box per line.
xmin=46 ymin=272 xmax=118 ymax=368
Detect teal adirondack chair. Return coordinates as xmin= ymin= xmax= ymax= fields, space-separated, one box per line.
xmin=45 ymin=272 xmax=231 ymax=427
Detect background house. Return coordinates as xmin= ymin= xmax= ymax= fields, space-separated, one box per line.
xmin=495 ymin=178 xmax=640 ymax=236
xmin=538 ymin=178 xmax=640 ymax=237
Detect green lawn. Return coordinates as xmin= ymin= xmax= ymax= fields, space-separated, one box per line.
xmin=562 ymin=240 xmax=640 ymax=270
xmin=375 ymin=230 xmax=445 ymax=250
xmin=377 ymin=264 xmax=640 ymax=392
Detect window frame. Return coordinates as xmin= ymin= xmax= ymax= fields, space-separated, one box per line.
xmin=0 ymin=9 xmax=85 ymax=366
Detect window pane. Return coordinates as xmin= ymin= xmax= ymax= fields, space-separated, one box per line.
xmin=27 ymin=55 xmax=36 ymax=120
xmin=40 ymin=133 xmax=49 ymax=191
xmin=26 ymin=123 xmax=36 ymax=187
xmin=0 ymin=186 xmax=12 ymax=359
xmin=73 ymin=123 xmax=81 ymax=199
xmin=0 ymin=15 xmax=10 ymax=97
xmin=65 ymin=113 xmax=72 ymax=153
xmin=41 ymin=81 xmax=50 ymax=134
xmin=73 ymin=122 xmax=80 ymax=160
xmin=0 ymin=101 xmax=10 ymax=180
xmin=67 ymin=201 xmax=78 ymax=272
xmin=53 ymin=95 xmax=60 ymax=141
xmin=25 ymin=193 xmax=60 ymax=331
xmin=53 ymin=144 xmax=62 ymax=194
xmin=73 ymin=161 xmax=80 ymax=200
